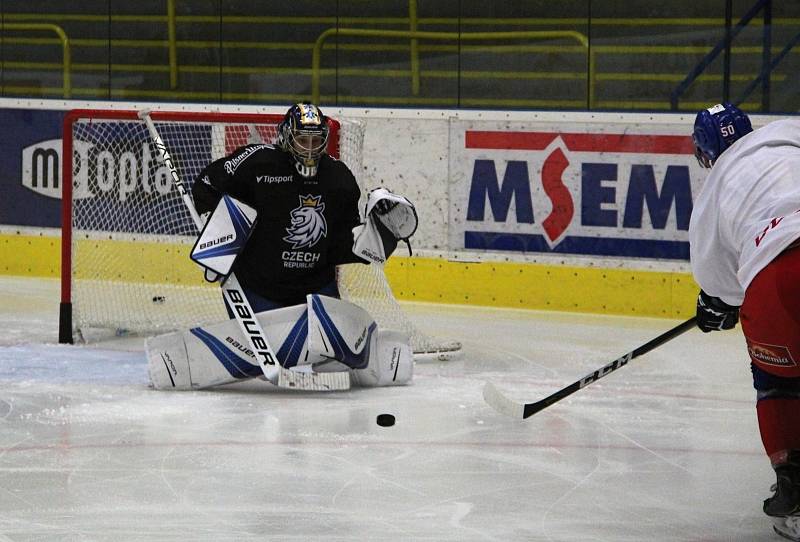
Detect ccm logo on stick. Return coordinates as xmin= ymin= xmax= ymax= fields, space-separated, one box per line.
xmin=224 ymin=288 xmax=276 ymax=367
xmin=579 ymin=353 xmax=631 ymax=388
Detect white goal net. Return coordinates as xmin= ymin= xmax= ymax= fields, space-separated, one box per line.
xmin=59 ymin=109 xmax=461 ymax=358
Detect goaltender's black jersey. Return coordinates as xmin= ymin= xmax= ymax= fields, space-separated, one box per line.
xmin=192 ymin=144 xmax=364 ymax=304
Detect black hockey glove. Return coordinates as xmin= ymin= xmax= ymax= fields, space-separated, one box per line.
xmin=696 ymin=290 xmax=739 ymax=333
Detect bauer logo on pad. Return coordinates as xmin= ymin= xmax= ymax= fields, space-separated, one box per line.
xmin=190 ymin=195 xmax=258 ymax=280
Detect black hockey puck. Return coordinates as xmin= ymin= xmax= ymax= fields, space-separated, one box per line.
xmin=376 ymin=414 xmax=395 ymax=427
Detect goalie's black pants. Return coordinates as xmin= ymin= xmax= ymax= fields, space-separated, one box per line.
xmin=223 ymin=280 xmax=340 ymax=318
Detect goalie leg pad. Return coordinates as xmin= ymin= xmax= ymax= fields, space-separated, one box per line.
xmin=307 ymin=294 xmax=377 ymax=369
xmin=304 ymin=294 xmax=413 ymax=386
xmin=146 ymin=324 xmax=266 ymax=390
xmin=146 ymin=304 xmax=312 ymax=389
xmin=350 ymin=329 xmax=414 ymax=387
xmin=146 ymin=331 xmax=193 ymax=390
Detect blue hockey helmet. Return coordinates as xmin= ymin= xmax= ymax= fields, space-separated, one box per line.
xmin=692 ymin=102 xmax=752 ymax=168
xmin=278 ymin=102 xmax=330 ymax=177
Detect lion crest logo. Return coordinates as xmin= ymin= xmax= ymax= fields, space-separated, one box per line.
xmin=283 ymin=194 xmax=327 ymax=249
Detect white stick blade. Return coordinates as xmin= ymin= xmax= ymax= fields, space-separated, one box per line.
xmin=278 ymin=368 xmax=351 ymax=391
xmin=482 ymin=381 xmax=525 ymax=419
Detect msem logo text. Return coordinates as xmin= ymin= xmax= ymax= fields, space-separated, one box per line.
xmin=458 ymin=129 xmax=699 ymax=260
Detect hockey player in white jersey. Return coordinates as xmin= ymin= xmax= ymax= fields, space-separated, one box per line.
xmin=689 ymin=103 xmax=800 ymax=540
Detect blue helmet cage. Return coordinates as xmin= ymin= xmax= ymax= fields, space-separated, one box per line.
xmin=692 ymin=102 xmax=753 ymax=168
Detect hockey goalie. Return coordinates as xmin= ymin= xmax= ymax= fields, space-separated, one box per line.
xmin=145 ymin=102 xmax=419 ymax=391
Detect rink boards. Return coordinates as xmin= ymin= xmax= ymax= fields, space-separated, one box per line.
xmin=5 ymin=98 xmax=774 ymax=320
xmin=1 ymin=229 xmax=697 ymax=319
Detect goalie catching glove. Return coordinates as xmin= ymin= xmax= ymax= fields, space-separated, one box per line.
xmin=352 ymin=187 xmax=418 ymax=265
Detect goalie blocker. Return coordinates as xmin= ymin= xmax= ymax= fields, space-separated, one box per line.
xmin=190 ymin=194 xmax=257 ymax=282
xmin=146 ymin=294 xmax=413 ymax=390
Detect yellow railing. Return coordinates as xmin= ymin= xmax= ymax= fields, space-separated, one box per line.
xmin=4 ymin=10 xmax=797 ymax=28
xmin=0 ymin=8 xmax=797 ymax=110
xmin=166 ymin=0 xmax=178 ymax=89
xmin=408 ymin=0 xmax=420 ymax=95
xmin=311 ymin=28 xmax=591 ymax=106
xmin=1 ymin=22 xmax=71 ymax=98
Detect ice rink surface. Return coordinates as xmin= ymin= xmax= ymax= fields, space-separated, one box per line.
xmin=0 ymin=276 xmax=779 ymax=541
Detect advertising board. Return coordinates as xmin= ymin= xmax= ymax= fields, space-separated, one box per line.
xmin=449 ymin=120 xmax=701 ymax=261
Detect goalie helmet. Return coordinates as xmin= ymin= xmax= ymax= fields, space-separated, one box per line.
xmin=692 ymin=102 xmax=752 ymax=168
xmin=277 ymin=102 xmax=330 ymax=178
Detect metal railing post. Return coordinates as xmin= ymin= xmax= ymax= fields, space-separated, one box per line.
xmin=762 ymin=0 xmax=772 ymax=111
xmin=736 ymin=28 xmax=800 ymax=107
xmin=588 ymin=49 xmax=596 ymax=109
xmin=723 ymin=0 xmax=732 ymax=102
xmin=671 ymin=0 xmax=768 ymax=110
xmin=0 ymin=22 xmax=71 ymax=98
xmin=167 ymin=0 xmax=178 ymax=89
xmin=409 ymin=0 xmax=420 ymax=96
xmin=312 ymin=29 xmax=590 ymax=106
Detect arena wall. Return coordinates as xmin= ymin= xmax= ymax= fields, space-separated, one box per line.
xmin=0 ymin=98 xmax=783 ymax=318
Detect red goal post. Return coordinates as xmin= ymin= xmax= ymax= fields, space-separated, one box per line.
xmin=58 ymin=108 xmax=461 ymax=358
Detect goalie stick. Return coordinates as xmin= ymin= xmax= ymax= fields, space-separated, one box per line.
xmin=483 ymin=317 xmax=697 ymax=419
xmin=139 ymin=110 xmax=349 ymax=391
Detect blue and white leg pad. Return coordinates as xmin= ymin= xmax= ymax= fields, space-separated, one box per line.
xmin=145 ymin=295 xmax=412 ymax=390
xmin=146 ymin=304 xmax=309 ymax=389
xmin=307 ymin=294 xmax=413 ymax=387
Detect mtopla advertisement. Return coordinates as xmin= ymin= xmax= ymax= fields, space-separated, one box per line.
xmin=449 ymin=120 xmax=702 ymax=261
xmin=0 ymin=108 xmax=216 ymax=233
xmin=0 ymin=109 xmax=65 ymax=228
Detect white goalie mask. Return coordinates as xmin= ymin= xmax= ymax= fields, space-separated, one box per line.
xmin=277 ymin=102 xmax=330 ymax=178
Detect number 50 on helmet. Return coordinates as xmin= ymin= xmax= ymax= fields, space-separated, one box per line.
xmin=692 ymin=102 xmax=753 ymax=168
xmin=278 ymin=102 xmax=330 ymax=178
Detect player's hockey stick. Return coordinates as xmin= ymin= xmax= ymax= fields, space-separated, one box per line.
xmin=483 ymin=317 xmax=697 ymax=419
xmin=140 ymin=111 xmax=349 ymax=391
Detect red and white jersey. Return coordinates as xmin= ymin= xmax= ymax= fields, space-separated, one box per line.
xmin=689 ymin=119 xmax=800 ymax=306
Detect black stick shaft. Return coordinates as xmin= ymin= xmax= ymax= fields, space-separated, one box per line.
xmin=522 ymin=317 xmax=697 ymax=418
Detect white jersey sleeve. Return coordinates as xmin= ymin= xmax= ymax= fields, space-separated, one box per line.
xmin=689 ymin=119 xmax=800 ymax=306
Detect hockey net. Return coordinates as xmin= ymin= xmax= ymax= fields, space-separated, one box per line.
xmin=59 ymin=109 xmax=461 ymax=358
